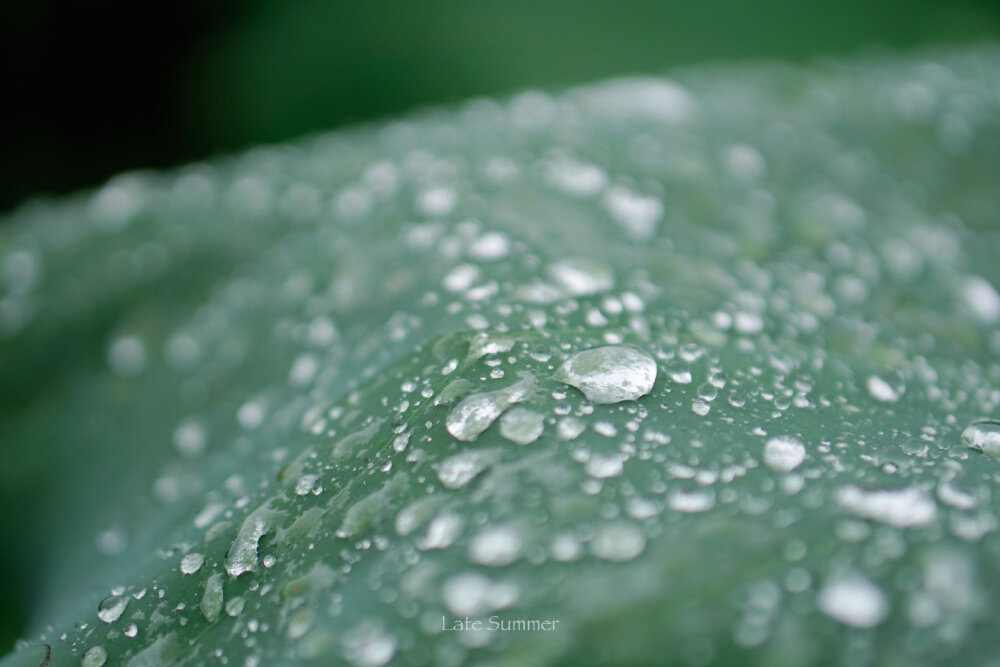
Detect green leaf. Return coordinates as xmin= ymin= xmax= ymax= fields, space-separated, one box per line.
xmin=2 ymin=45 xmax=1000 ymax=665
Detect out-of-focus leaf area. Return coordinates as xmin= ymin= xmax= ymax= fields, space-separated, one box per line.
xmin=2 ymin=43 xmax=1000 ymax=665
xmin=2 ymin=0 xmax=1000 ymax=212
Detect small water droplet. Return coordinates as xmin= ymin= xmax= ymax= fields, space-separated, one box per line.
xmin=555 ymin=345 xmax=656 ymax=404
xmin=201 ymin=572 xmax=225 ymax=623
xmin=499 ymin=407 xmax=544 ymax=445
xmin=180 ymin=552 xmax=205 ymax=574
xmin=590 ymin=522 xmax=646 ymax=561
xmin=82 ymin=646 xmax=108 ymax=667
xmin=584 ymin=453 xmax=624 ymax=479
xmin=342 ymin=623 xmax=396 ymax=667
xmin=866 ymin=373 xmax=904 ymax=403
xmin=818 ymin=574 xmax=888 ymax=628
xmin=437 ymin=449 xmax=500 ymax=490
xmin=763 ymin=436 xmax=807 ymax=473
xmin=123 ymin=623 xmax=138 ymax=638
xmin=469 ymin=525 xmax=522 ymax=566
xmin=97 ymin=595 xmax=128 ymax=623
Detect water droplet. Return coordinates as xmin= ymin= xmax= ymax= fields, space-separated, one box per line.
xmin=668 ymin=490 xmax=715 ymax=513
xmin=442 ymin=573 xmax=518 ymax=616
xmin=557 ymin=417 xmax=586 ymax=441
xmin=555 ymin=345 xmax=657 ymax=404
xmin=469 ymin=525 xmax=522 ymax=566
xmin=665 ymin=359 xmax=692 ymax=384
xmin=225 ymin=502 xmax=286 ymax=577
xmin=590 ymin=522 xmax=646 ymax=561
xmin=604 ymin=186 xmax=663 ymax=240
xmin=866 ymin=374 xmax=903 ymax=403
xmin=180 ymin=552 xmax=205 ymax=574
xmin=343 ymin=623 xmax=396 ymax=667
xmin=82 ymin=645 xmax=109 ymax=667
xmin=123 ymin=623 xmax=138 ymax=638
xmin=961 ymin=419 xmax=1000 ymax=458
xmin=547 ymin=258 xmax=614 ymax=297
xmin=225 ymin=596 xmax=245 ymax=617
xmin=446 ymin=373 xmax=535 ymax=440
xmin=498 ymin=407 xmax=544 ymax=445
xmin=201 ymin=572 xmax=224 ymax=623
xmin=961 ymin=276 xmax=1000 ymax=324
xmin=108 ymin=336 xmax=146 ymax=376
xmin=419 ymin=512 xmax=465 ymax=550
xmin=97 ymin=595 xmax=128 ymax=623
xmin=835 ymin=485 xmax=936 ymax=527
xmin=763 ymin=436 xmax=807 ymax=473
xmin=437 ymin=449 xmax=500 ymax=490
xmin=173 ymin=419 xmax=207 ymax=458
xmin=818 ymin=574 xmax=888 ymax=628
xmin=584 ymin=453 xmax=624 ymax=479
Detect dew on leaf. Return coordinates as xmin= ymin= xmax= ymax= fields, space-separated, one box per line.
xmin=445 ymin=373 xmax=536 ymax=440
xmin=555 ymin=345 xmax=656 ymax=404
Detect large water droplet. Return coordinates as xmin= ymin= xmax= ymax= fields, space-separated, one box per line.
xmin=225 ymin=503 xmax=285 ymax=577
xmin=762 ymin=436 xmax=806 ymax=473
xmin=817 ymin=574 xmax=888 ymax=628
xmin=555 ymin=345 xmax=657 ymax=404
xmin=961 ymin=419 xmax=1000 ymax=458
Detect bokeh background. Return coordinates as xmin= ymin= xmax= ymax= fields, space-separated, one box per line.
xmin=2 ymin=0 xmax=1000 ymax=214
xmin=2 ymin=0 xmax=1000 ymax=652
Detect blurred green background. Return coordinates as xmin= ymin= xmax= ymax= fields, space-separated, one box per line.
xmin=2 ymin=0 xmax=1000 ymax=213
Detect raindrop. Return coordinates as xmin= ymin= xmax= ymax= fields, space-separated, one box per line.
xmin=555 ymin=345 xmax=657 ymax=404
